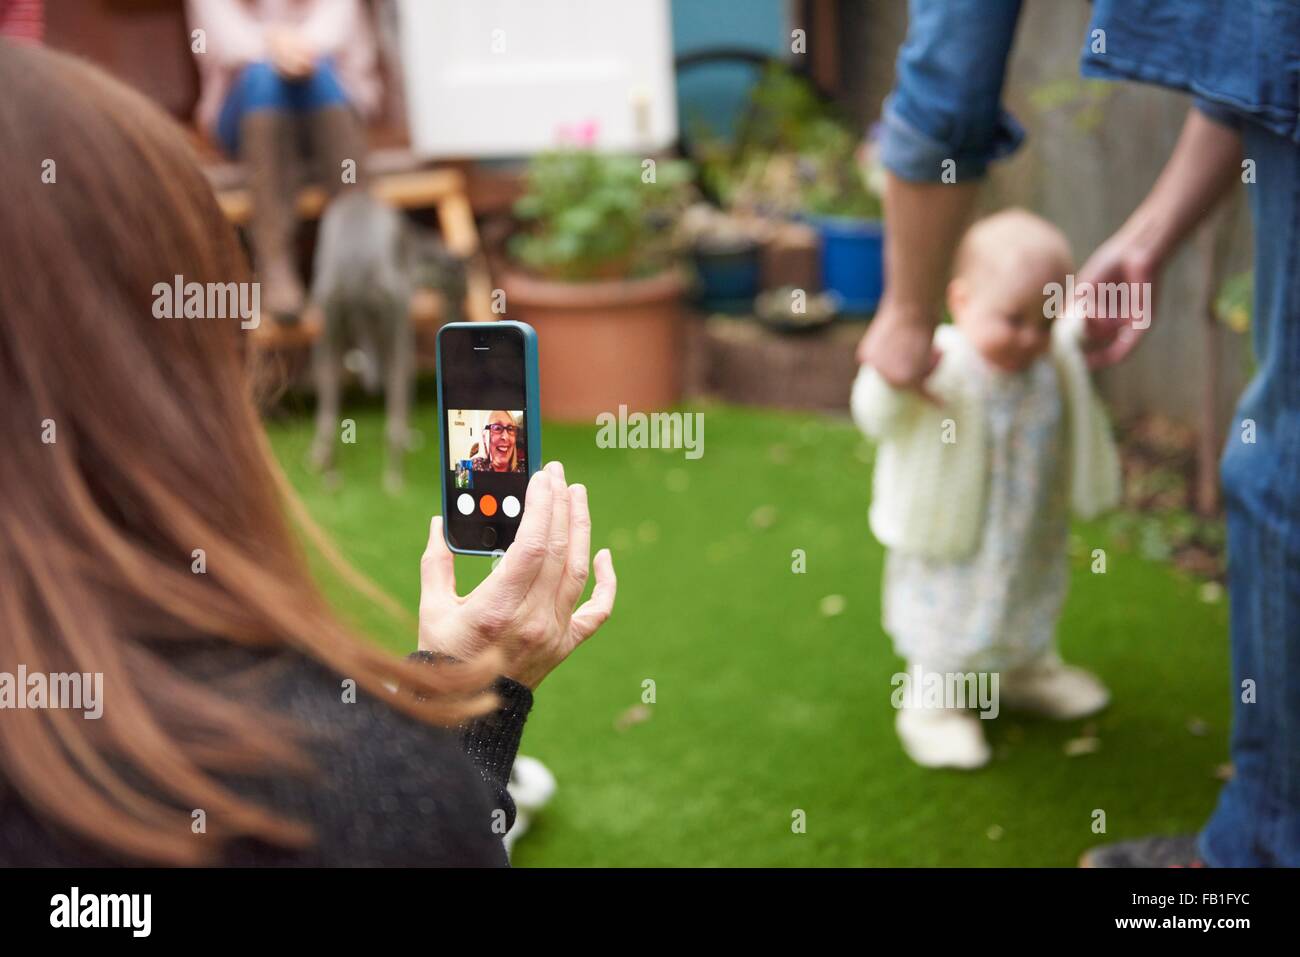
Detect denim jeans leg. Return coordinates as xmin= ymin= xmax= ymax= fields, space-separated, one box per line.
xmin=216 ymin=61 xmax=295 ymax=156
xmin=1200 ymin=120 xmax=1300 ymax=867
xmin=880 ymin=0 xmax=1025 ymax=182
xmin=288 ymin=59 xmax=351 ymax=113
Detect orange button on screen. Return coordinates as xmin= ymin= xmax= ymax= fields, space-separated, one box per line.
xmin=479 ymin=494 xmax=498 ymax=517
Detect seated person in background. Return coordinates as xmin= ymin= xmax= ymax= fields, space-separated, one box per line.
xmin=187 ymin=0 xmax=382 ymax=320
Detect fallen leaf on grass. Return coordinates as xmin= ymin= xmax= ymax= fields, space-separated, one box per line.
xmin=749 ymin=504 xmax=778 ymax=530
xmin=614 ymin=704 xmax=653 ymax=732
xmin=819 ymin=594 xmax=846 ymax=617
xmin=1064 ymin=736 xmax=1101 ymax=757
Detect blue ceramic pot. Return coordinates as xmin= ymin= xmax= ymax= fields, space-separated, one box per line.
xmin=809 ymin=216 xmax=883 ymax=315
xmin=692 ymin=239 xmax=761 ymax=314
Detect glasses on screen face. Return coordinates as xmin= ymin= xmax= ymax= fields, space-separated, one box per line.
xmin=486 ymin=424 xmax=518 ymax=436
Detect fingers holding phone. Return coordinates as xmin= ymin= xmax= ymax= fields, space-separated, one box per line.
xmin=418 ymin=465 xmax=617 ymax=689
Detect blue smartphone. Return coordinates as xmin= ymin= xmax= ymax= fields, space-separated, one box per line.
xmin=436 ymin=321 xmax=541 ymax=556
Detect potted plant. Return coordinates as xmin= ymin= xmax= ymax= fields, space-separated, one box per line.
xmin=800 ymin=121 xmax=885 ymax=315
xmin=502 ymin=149 xmax=693 ymax=420
xmin=677 ymin=202 xmax=768 ymax=313
xmin=691 ymin=70 xmax=825 ymax=300
xmin=685 ymin=65 xmax=885 ymax=314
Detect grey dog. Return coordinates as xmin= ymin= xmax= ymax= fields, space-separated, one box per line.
xmin=307 ymin=191 xmax=465 ymax=492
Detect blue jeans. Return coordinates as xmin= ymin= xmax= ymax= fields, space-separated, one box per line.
xmin=1200 ymin=120 xmax=1300 ymax=867
xmin=881 ymin=1 xmax=1300 ymax=184
xmin=879 ymin=0 xmax=1025 ymax=182
xmin=216 ymin=60 xmax=351 ymax=156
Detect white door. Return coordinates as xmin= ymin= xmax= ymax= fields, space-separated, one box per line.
xmin=397 ymin=0 xmax=679 ymax=157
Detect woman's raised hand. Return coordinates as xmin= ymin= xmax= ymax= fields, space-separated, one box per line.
xmin=418 ymin=462 xmax=616 ymax=689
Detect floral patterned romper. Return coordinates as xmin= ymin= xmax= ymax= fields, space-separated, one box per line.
xmin=882 ymin=354 xmax=1070 ymax=674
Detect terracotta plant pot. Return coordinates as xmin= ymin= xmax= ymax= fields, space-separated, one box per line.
xmin=502 ymin=268 xmax=687 ymax=422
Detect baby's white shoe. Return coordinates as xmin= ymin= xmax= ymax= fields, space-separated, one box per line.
xmin=1001 ymin=653 xmax=1110 ymax=720
xmin=503 ymin=755 xmax=557 ymax=857
xmin=895 ymin=706 xmax=992 ymax=769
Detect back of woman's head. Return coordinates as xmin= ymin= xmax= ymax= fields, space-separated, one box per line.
xmin=0 ymin=41 xmax=489 ymax=864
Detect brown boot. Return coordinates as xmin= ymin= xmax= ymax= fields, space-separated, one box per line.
xmin=240 ymin=111 xmax=305 ymax=322
xmin=304 ymin=104 xmax=369 ymax=197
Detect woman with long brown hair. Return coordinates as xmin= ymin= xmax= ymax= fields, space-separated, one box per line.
xmin=0 ymin=39 xmax=615 ymax=866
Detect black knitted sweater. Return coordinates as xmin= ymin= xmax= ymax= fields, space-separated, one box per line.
xmin=0 ymin=644 xmax=532 ymax=866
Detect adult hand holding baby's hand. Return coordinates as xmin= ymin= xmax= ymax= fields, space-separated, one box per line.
xmin=857 ymin=300 xmax=943 ymax=400
xmin=1076 ymin=232 xmax=1161 ymax=369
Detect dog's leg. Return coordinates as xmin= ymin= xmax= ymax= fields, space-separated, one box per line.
xmin=309 ymin=302 xmax=344 ymax=483
xmin=383 ymin=304 xmax=415 ymax=495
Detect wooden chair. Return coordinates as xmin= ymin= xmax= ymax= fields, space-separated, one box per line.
xmin=215 ymin=165 xmax=497 ymax=354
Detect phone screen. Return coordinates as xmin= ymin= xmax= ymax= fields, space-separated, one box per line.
xmin=438 ymin=324 xmax=532 ymax=553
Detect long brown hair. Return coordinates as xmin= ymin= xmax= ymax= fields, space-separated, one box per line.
xmin=0 ymin=41 xmax=494 ymax=864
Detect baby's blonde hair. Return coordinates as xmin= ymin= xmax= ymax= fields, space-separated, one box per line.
xmin=954 ymin=207 xmax=1074 ymax=290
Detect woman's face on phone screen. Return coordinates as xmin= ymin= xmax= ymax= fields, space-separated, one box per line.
xmin=484 ymin=411 xmax=517 ymax=471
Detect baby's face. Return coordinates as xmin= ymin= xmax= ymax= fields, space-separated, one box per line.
xmin=952 ymin=268 xmax=1057 ymax=373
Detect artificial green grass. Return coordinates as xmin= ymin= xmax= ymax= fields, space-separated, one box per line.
xmin=267 ymin=400 xmax=1231 ymax=866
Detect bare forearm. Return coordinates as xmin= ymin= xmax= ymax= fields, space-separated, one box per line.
xmin=881 ymin=172 xmax=980 ymax=330
xmin=1076 ymin=108 xmax=1244 ymax=366
xmin=1117 ymin=109 xmax=1243 ymax=267
xmin=857 ymin=173 xmax=979 ymax=383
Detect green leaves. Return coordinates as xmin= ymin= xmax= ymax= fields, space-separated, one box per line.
xmin=510 ymin=151 xmax=693 ymax=282
xmin=694 ymin=64 xmax=881 ymax=221
xmin=1214 ymin=270 xmax=1252 ymax=336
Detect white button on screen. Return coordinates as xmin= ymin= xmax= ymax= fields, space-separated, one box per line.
xmin=502 ymin=495 xmax=521 ymax=518
xmin=456 ymin=493 xmax=474 ymax=516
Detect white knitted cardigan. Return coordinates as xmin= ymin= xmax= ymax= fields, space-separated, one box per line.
xmin=850 ymin=313 xmax=1122 ymax=560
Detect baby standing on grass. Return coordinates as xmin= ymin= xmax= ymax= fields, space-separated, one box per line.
xmin=852 ymin=209 xmax=1122 ymax=769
